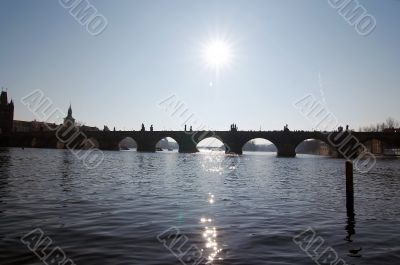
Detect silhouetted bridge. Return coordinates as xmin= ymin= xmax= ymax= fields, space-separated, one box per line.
xmin=1 ymin=130 xmax=400 ymax=157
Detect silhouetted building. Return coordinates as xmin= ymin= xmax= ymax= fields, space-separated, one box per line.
xmin=0 ymin=90 xmax=14 ymax=134
xmin=1 ymin=93 xmax=99 ymax=133
xmin=13 ymin=120 xmax=58 ymax=132
xmin=12 ymin=104 xmax=98 ymax=132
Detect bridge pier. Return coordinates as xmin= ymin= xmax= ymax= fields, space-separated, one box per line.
xmin=276 ymin=143 xmax=296 ymax=157
xmin=99 ymin=141 xmax=120 ymax=151
xmin=137 ymin=141 xmax=156 ymax=152
xmin=224 ymin=141 xmax=243 ymax=155
xmin=277 ymin=151 xmax=296 ymax=157
xmin=177 ymin=136 xmax=199 ymax=153
xmin=179 ymin=145 xmax=199 ymax=153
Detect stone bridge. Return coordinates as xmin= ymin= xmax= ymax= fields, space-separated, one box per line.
xmin=1 ymin=129 xmax=400 ymax=157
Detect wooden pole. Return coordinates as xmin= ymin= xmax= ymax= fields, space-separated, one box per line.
xmin=346 ymin=160 xmax=354 ymax=202
xmin=345 ymin=160 xmax=355 ymax=241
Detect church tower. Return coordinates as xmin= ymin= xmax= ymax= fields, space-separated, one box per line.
xmin=0 ymin=90 xmax=14 ymax=133
xmin=64 ymin=104 xmax=75 ymax=125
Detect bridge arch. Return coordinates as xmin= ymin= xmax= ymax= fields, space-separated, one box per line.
xmin=133 ymin=134 xmax=190 ymax=153
xmin=151 ymin=134 xmax=183 ymax=152
xmin=118 ymin=136 xmax=137 ymax=151
xmin=242 ymin=138 xmax=277 ymax=154
xmin=155 ymin=137 xmax=179 ymax=152
xmin=196 ymin=136 xmax=227 ymax=152
xmin=295 ymin=138 xmax=336 ymax=156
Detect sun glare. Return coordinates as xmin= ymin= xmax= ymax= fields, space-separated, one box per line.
xmin=202 ymin=39 xmax=233 ymax=70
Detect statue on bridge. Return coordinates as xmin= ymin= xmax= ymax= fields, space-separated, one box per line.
xmin=150 ymin=125 xmax=153 ymax=132
xmin=284 ymin=124 xmax=289 ymax=132
xmin=141 ymin=123 xmax=145 ymax=132
xmin=230 ymin=124 xmax=238 ymax=132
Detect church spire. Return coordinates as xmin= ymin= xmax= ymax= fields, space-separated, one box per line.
xmin=64 ymin=103 xmax=75 ymax=125
xmin=68 ymin=104 xmax=72 ymax=117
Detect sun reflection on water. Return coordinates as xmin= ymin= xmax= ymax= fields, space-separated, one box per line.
xmin=200 ymin=150 xmax=225 ymax=174
xmin=200 ymin=193 xmax=223 ymax=263
xmin=209 ymin=193 xmax=215 ymax=204
xmin=199 ymin=150 xmax=240 ymax=176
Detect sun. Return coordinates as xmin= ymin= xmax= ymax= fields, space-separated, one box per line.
xmin=202 ymin=39 xmax=233 ymax=71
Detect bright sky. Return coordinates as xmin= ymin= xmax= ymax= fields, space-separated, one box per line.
xmin=1 ymin=0 xmax=399 ymax=131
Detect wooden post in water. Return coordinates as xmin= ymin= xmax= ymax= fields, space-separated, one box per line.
xmin=346 ymin=160 xmax=354 ymax=205
xmin=345 ymin=160 xmax=355 ymax=241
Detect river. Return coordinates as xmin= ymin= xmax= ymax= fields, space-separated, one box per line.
xmin=0 ymin=148 xmax=399 ymax=265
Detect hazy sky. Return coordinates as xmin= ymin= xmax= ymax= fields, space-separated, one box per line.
xmin=1 ymin=0 xmax=399 ymax=131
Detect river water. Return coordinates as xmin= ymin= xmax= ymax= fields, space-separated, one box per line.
xmin=0 ymin=148 xmax=399 ymax=265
